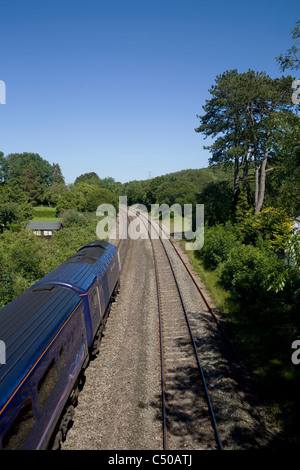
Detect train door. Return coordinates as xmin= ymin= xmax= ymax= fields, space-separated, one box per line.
xmin=88 ymin=285 xmax=102 ymax=336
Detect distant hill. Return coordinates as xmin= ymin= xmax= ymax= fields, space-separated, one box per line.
xmin=127 ymin=164 xmax=232 ymax=185
xmin=164 ymin=164 xmax=232 ymax=187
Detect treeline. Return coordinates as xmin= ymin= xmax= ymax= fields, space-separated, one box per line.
xmin=0 ymin=152 xmax=122 ymax=230
xmin=0 ymin=153 xmax=124 ymax=307
xmin=124 ymin=165 xmax=233 ymax=224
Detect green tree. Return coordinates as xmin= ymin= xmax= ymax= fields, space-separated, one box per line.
xmin=144 ymin=176 xmax=164 ymax=208
xmin=266 ymin=112 xmax=300 ymax=217
xmin=276 ymin=18 xmax=300 ymax=71
xmin=239 ymin=207 xmax=293 ymax=253
xmin=74 ymin=172 xmax=100 ymax=186
xmin=0 ymin=152 xmax=5 ymax=183
xmin=99 ymin=177 xmax=124 ymax=196
xmin=199 ymin=180 xmax=234 ymax=225
xmin=0 ymin=184 xmax=34 ymax=229
xmin=55 ymin=184 xmax=85 ymax=214
xmin=52 ymin=163 xmax=65 ymax=184
xmin=56 ymin=183 xmax=118 ymax=214
xmin=195 ymin=70 xmax=294 ymax=213
xmin=4 ymin=153 xmax=54 ymax=189
xmin=268 ymin=232 xmax=300 ymax=294
xmin=43 ymin=182 xmax=69 ymax=207
xmin=156 ymin=178 xmax=197 ymax=206
xmin=81 ymin=185 xmax=118 ymax=212
xmin=126 ymin=180 xmax=147 ymax=206
xmin=20 ymin=167 xmax=44 ymax=204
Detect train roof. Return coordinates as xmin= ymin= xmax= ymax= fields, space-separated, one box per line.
xmin=33 ymin=240 xmax=117 ymax=294
xmin=0 ymin=286 xmax=82 ymax=413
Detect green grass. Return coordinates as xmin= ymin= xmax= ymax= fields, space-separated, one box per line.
xmin=31 ymin=206 xmax=62 ymax=222
xmin=183 ymin=244 xmax=235 ymax=315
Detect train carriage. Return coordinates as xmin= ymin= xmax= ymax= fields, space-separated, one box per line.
xmin=0 ymin=241 xmax=120 ymax=450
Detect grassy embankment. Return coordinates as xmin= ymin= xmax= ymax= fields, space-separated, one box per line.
xmin=184 ymin=245 xmax=300 ymax=448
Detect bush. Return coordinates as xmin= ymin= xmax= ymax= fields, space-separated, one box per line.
xmin=220 ymin=244 xmax=283 ymax=301
xmin=199 ymin=222 xmax=239 ymax=269
xmin=60 ymin=209 xmax=84 ymax=227
xmin=9 ymin=232 xmax=46 ymax=281
xmin=239 ymin=207 xmax=293 ymax=253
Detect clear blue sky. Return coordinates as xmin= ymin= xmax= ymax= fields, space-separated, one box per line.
xmin=0 ymin=0 xmax=299 ymax=184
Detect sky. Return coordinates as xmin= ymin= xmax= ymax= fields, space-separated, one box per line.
xmin=0 ymin=0 xmax=299 ymax=184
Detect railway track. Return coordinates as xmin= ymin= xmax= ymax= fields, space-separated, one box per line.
xmin=129 ymin=207 xmax=223 ymax=450
xmin=61 ymin=205 xmax=276 ymax=451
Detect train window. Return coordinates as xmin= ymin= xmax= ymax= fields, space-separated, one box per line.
xmin=2 ymin=398 xmax=35 ymax=450
xmin=59 ymin=347 xmax=66 ymax=370
xmin=38 ymin=359 xmax=58 ymax=409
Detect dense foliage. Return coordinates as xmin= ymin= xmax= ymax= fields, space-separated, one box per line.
xmin=0 ymin=212 xmax=101 ymax=308
xmin=194 ymin=210 xmax=300 ymax=444
xmin=0 ymin=156 xmax=122 ymax=306
xmin=197 ymin=207 xmax=299 ymax=309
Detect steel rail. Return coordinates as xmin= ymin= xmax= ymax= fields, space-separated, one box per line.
xmin=115 ymin=206 xmax=131 ymax=268
xmin=160 ymin=225 xmax=238 ymax=360
xmin=151 ymin=233 xmax=168 ymax=450
xmin=121 ymin=206 xmax=168 ymax=448
xmin=132 ymin=208 xmax=223 ymax=451
xmin=127 ymin=207 xmax=168 ymax=449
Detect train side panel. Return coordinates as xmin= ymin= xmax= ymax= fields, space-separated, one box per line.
xmin=0 ymin=241 xmax=121 ymax=450
xmin=0 ymin=293 xmax=88 ymax=450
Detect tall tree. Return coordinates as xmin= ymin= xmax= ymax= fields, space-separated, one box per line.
xmin=74 ymin=172 xmax=100 ymax=186
xmin=19 ymin=167 xmax=44 ymax=204
xmin=195 ymin=70 xmax=294 ymax=213
xmin=276 ymin=18 xmax=300 ymax=71
xmin=4 ymin=153 xmax=54 ymax=188
xmin=0 ymin=152 xmax=5 ymax=184
xmin=52 ymin=163 xmax=65 ymax=184
xmin=267 ymin=112 xmax=300 ymax=217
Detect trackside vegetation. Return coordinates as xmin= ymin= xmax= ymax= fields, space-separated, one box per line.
xmin=187 ymin=222 xmax=300 ymax=447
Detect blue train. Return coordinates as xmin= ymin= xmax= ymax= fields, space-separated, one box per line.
xmin=0 ymin=240 xmax=121 ymax=450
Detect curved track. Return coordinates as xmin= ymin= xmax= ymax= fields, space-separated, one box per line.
xmin=129 ymin=207 xmax=223 ymax=450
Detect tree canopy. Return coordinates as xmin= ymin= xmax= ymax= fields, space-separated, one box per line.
xmin=195 ymin=69 xmax=296 ymax=213
xmin=276 ymin=18 xmax=300 ymax=71
xmin=74 ymin=172 xmax=101 ymax=186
